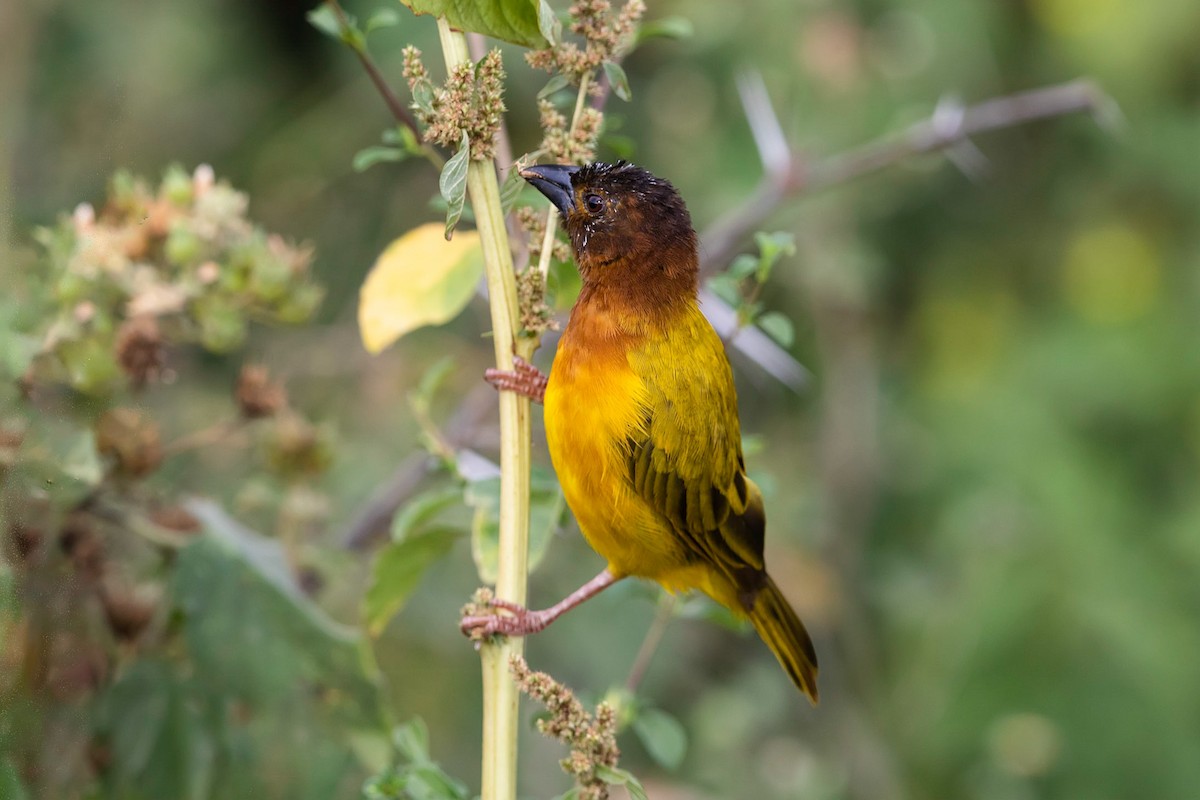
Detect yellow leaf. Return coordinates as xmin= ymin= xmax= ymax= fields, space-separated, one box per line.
xmin=358 ymin=223 xmax=483 ymax=353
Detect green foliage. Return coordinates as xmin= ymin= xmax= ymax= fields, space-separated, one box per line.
xmin=602 ymin=61 xmax=632 ymax=102
xmin=439 ymin=133 xmax=471 ymax=239
xmin=592 ymin=765 xmax=647 ymax=800
xmin=399 ymin=0 xmax=548 ymax=48
xmin=362 ymin=719 xmax=468 ymax=800
xmin=8 ymin=2 xmax=1200 ymax=800
xmin=706 ymin=230 xmax=798 ymax=344
xmin=630 ymin=707 xmax=687 ymax=771
xmin=467 ymin=468 xmax=565 ymax=585
xmin=365 ymin=517 xmax=459 ymax=636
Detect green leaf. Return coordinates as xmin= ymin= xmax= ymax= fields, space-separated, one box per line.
xmin=358 ymin=223 xmax=484 ymax=353
xmin=398 ymin=0 xmax=548 ymax=48
xmin=440 ymin=131 xmax=471 ymax=239
xmin=365 ymin=528 xmax=459 ymax=636
xmin=406 ymin=763 xmax=469 ymax=799
xmin=757 ymin=311 xmax=795 ymax=349
xmin=353 ymin=145 xmax=409 ymax=172
xmin=411 ymin=80 xmax=436 ymax=116
xmin=382 ymin=125 xmax=421 ymax=153
xmin=411 ymin=356 xmax=457 ymax=415
xmin=8 ymin=423 xmax=103 ymax=511
xmin=603 ymin=60 xmax=632 ymax=102
xmin=0 ymin=758 xmax=28 ymax=800
xmin=306 ymin=4 xmax=366 ymax=51
xmin=365 ymin=7 xmax=402 ymax=34
xmin=728 ymin=253 xmax=759 ymax=280
xmin=97 ymin=660 xmax=173 ymax=778
xmin=635 ymin=15 xmax=694 ymax=43
xmin=307 ymin=5 xmax=342 ymax=39
xmin=175 ymin=499 xmax=385 ymax=728
xmin=632 ymin=708 xmax=688 ymax=771
xmin=594 ymin=765 xmax=648 ymax=800
xmin=537 ymin=73 xmax=571 ymax=100
xmin=0 ymin=327 xmax=38 ymax=380
xmin=391 ymin=485 xmax=465 ymax=542
xmin=753 ymin=231 xmax=796 ymax=283
xmin=467 ymin=468 xmax=564 ymax=584
xmin=705 ymin=274 xmax=741 ymax=307
xmin=392 ymin=718 xmax=431 ymax=763
xmin=600 ymin=132 xmax=636 ymax=161
xmin=537 ymin=0 xmax=561 ymax=45
xmin=499 ymin=164 xmax=527 ymax=215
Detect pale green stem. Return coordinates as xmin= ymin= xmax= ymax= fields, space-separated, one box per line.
xmin=435 ymin=18 xmax=531 ymax=800
xmin=535 ymin=71 xmax=592 ymax=279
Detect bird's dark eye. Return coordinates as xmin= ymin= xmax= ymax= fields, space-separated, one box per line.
xmin=584 ymin=193 xmax=604 ymax=213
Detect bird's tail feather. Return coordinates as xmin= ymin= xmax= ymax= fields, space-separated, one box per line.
xmin=749 ymin=576 xmax=819 ymax=703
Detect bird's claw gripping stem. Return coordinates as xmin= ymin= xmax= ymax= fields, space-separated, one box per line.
xmin=461 ymin=601 xmax=553 ymax=639
xmin=484 ymin=356 xmax=547 ymax=404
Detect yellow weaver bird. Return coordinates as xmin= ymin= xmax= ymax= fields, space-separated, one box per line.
xmin=462 ymin=161 xmax=818 ymax=702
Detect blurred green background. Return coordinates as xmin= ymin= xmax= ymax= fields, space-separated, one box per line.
xmin=3 ymin=0 xmax=1199 ymax=798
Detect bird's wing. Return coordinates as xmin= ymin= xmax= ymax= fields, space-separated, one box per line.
xmin=624 ymin=313 xmax=767 ymax=605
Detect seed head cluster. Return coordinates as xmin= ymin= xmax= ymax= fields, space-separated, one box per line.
xmin=526 ymin=0 xmax=646 ymax=84
xmin=537 ymin=99 xmax=604 ymax=166
xmin=510 ymin=655 xmax=620 ymax=799
xmin=402 ymin=46 xmax=506 ymax=161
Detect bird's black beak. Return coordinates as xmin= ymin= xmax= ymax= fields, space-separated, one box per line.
xmin=519 ymin=164 xmax=579 ymax=216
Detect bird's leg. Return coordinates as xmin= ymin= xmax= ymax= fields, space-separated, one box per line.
xmin=484 ymin=356 xmax=548 ymax=404
xmin=461 ymin=569 xmax=619 ymax=639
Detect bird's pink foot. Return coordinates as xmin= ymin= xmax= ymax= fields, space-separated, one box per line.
xmin=484 ymin=356 xmax=548 ymax=404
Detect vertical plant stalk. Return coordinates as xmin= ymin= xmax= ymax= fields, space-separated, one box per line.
xmin=535 ymin=72 xmax=592 ymax=279
xmin=435 ymin=18 xmax=531 ymax=800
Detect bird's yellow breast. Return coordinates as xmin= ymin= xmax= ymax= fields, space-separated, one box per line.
xmin=543 ymin=302 xmax=713 ymax=581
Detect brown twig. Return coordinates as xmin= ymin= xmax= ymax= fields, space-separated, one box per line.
xmin=699 ymin=77 xmax=1117 ymax=276
xmin=624 ymin=593 xmax=676 ymax=693
xmin=326 ymin=0 xmax=424 ymax=145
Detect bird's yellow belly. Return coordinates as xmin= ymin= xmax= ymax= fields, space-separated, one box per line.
xmin=544 ymin=351 xmax=689 ymax=580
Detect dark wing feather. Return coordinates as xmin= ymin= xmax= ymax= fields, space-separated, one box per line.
xmin=624 ymin=318 xmax=767 ymax=607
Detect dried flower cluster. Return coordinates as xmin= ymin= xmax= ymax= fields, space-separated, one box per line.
xmin=517 ymin=205 xmax=572 ymax=265
xmin=510 ymin=655 xmax=620 ymax=800
xmin=516 ymin=266 xmax=559 ymax=338
xmin=27 ymin=165 xmax=322 ymax=396
xmin=537 ymin=98 xmax=604 ymax=165
xmin=402 ymin=46 xmax=506 ymax=161
xmin=526 ymin=0 xmax=646 ymax=83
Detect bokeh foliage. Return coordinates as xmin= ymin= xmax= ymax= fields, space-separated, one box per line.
xmin=3 ymin=0 xmax=1199 ymax=798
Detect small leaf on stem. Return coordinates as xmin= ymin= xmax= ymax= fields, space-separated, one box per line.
xmin=635 ymin=16 xmax=694 ymax=43
xmin=594 ymin=765 xmax=649 ymax=800
xmin=603 ymin=61 xmax=632 ymax=102
xmin=538 ymin=0 xmax=562 ymax=46
xmin=365 ymin=7 xmax=401 ymax=34
xmin=757 ymin=311 xmax=795 ymax=348
xmin=499 ymin=165 xmax=527 ymax=215
xmin=352 ymin=145 xmax=409 ymax=172
xmin=365 ymin=528 xmax=459 ymax=636
xmin=440 ymin=131 xmax=471 ymax=239
xmin=632 ymin=707 xmax=688 ymax=771
xmin=538 ymin=73 xmax=571 ymax=100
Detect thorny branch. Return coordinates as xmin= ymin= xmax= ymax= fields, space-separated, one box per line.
xmin=700 ymin=77 xmax=1118 ymax=276
xmin=324 ymin=0 xmax=424 ymax=145
xmin=340 ymin=71 xmax=1114 ymax=549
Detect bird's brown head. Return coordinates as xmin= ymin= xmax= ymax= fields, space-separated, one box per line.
xmin=520 ymin=161 xmax=699 ymax=304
